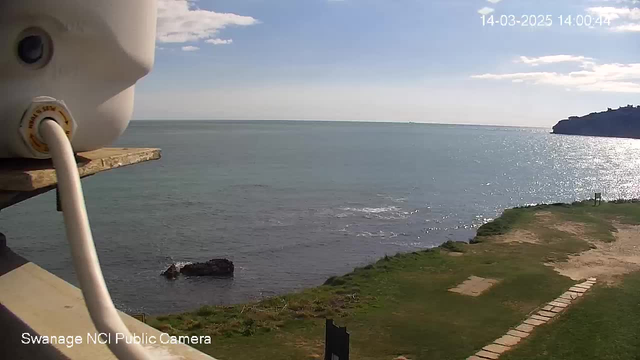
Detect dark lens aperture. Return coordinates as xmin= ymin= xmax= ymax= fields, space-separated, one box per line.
xmin=18 ymin=35 xmax=44 ymax=64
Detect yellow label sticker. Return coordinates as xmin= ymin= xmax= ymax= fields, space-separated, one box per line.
xmin=24 ymin=103 xmax=73 ymax=154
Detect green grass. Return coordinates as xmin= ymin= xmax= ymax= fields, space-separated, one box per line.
xmin=439 ymin=240 xmax=466 ymax=253
xmin=473 ymin=206 xmax=535 ymax=239
xmin=502 ymin=272 xmax=640 ymax=360
xmin=149 ymin=200 xmax=640 ymax=360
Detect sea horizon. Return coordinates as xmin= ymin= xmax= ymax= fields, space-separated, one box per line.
xmin=131 ymin=118 xmax=551 ymax=130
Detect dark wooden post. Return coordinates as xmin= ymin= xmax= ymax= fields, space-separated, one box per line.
xmin=325 ymin=319 xmax=349 ymax=360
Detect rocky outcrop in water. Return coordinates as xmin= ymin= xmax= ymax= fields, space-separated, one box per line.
xmin=180 ymin=259 xmax=234 ymax=276
xmin=552 ymin=105 xmax=640 ymax=139
xmin=162 ymin=259 xmax=234 ymax=279
xmin=162 ymin=264 xmax=180 ymax=279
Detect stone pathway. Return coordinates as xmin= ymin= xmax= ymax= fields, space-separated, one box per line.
xmin=467 ymin=277 xmax=597 ymax=360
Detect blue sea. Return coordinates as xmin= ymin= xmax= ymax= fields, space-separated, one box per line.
xmin=3 ymin=121 xmax=640 ymax=314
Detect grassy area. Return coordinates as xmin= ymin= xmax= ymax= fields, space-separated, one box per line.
xmin=150 ymin=200 xmax=640 ymax=360
xmin=502 ymin=271 xmax=640 ymax=360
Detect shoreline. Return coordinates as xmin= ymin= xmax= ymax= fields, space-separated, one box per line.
xmin=149 ymin=199 xmax=640 ymax=359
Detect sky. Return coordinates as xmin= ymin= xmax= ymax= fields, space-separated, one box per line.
xmin=132 ymin=0 xmax=640 ymax=127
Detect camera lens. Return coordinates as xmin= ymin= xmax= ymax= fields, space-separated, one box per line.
xmin=18 ymin=35 xmax=44 ymax=64
xmin=16 ymin=28 xmax=52 ymax=69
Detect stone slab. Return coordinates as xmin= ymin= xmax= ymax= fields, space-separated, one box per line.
xmin=588 ymin=277 xmax=597 ymax=281
xmin=575 ymin=283 xmax=591 ymax=289
xmin=494 ymin=335 xmax=521 ymax=347
xmin=550 ymin=307 xmax=564 ymax=313
xmin=524 ymin=318 xmax=545 ymax=326
xmin=542 ymin=305 xmax=553 ymax=311
xmin=569 ymin=286 xmax=588 ymax=293
xmin=554 ymin=297 xmax=572 ymax=304
xmin=515 ymin=324 xmax=534 ymax=333
xmin=507 ymin=329 xmax=530 ymax=338
xmin=483 ymin=344 xmax=510 ymax=354
xmin=559 ymin=293 xmax=573 ymax=300
xmin=467 ymin=357 xmax=484 ymax=360
xmin=531 ymin=314 xmax=549 ymax=322
xmin=538 ymin=310 xmax=556 ymax=318
xmin=449 ymin=276 xmax=499 ymax=297
xmin=549 ymin=301 xmax=568 ymax=308
xmin=476 ymin=350 xmax=499 ymax=359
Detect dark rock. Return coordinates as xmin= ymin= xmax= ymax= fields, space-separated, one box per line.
xmin=162 ymin=264 xmax=179 ymax=279
xmin=552 ymin=105 xmax=640 ymax=139
xmin=180 ymin=259 xmax=234 ymax=277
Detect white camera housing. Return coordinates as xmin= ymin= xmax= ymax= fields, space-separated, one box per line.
xmin=0 ymin=0 xmax=157 ymax=158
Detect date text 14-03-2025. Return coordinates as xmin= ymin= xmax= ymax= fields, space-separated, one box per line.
xmin=481 ymin=14 xmax=612 ymax=27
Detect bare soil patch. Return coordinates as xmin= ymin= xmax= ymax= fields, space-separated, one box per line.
xmin=534 ymin=211 xmax=553 ymax=222
xmin=552 ymin=222 xmax=589 ymax=237
xmin=536 ymin=211 xmax=588 ymax=237
xmin=549 ymin=223 xmax=640 ymax=283
xmin=449 ymin=276 xmax=499 ymax=296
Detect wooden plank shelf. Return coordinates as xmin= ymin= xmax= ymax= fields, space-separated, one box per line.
xmin=0 ymin=148 xmax=161 ymax=210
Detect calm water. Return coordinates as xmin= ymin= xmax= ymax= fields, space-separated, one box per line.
xmin=3 ymin=121 xmax=640 ymax=314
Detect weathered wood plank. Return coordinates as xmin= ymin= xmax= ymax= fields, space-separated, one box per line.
xmin=0 ymin=148 xmax=160 ymax=210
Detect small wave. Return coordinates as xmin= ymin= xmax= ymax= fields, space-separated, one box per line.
xmin=387 ymin=241 xmax=434 ymax=249
xmin=376 ymin=194 xmax=408 ymax=203
xmin=356 ymin=231 xmax=386 ymax=238
xmin=372 ymin=209 xmax=418 ymax=220
xmin=422 ymin=227 xmax=445 ymax=233
xmin=473 ymin=216 xmax=494 ymax=226
xmin=356 ymin=231 xmax=398 ymax=238
xmin=369 ymin=213 xmax=409 ymax=220
xmin=173 ymin=261 xmax=192 ymax=270
xmin=340 ymin=206 xmax=401 ymax=214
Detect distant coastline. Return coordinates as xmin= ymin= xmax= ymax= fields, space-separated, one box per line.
xmin=552 ymin=105 xmax=640 ymax=139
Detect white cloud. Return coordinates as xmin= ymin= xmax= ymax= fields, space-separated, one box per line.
xmin=205 ymin=38 xmax=233 ymax=45
xmin=478 ymin=7 xmax=495 ymax=15
xmin=472 ymin=56 xmax=640 ymax=93
xmin=487 ymin=0 xmax=502 ymax=3
xmin=157 ymin=0 xmax=258 ymax=43
xmin=586 ymin=6 xmax=640 ymax=20
xmin=612 ymin=22 xmax=640 ymax=31
xmin=181 ymin=46 xmax=200 ymax=51
xmin=585 ymin=6 xmax=640 ymax=32
xmin=518 ymin=55 xmax=594 ymax=67
xmin=589 ymin=0 xmax=640 ymax=4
